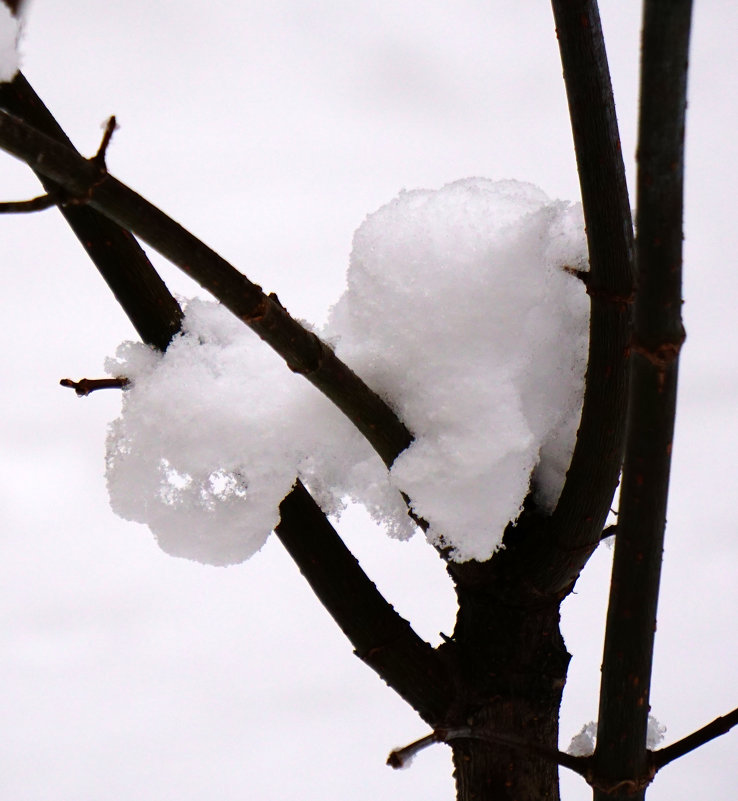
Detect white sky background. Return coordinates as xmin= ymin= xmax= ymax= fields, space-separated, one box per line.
xmin=0 ymin=1 xmax=736 ymax=799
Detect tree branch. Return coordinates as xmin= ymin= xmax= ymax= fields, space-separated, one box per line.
xmin=650 ymin=706 xmax=738 ymax=771
xmin=593 ymin=4 xmax=692 ymax=800
xmin=276 ymin=481 xmax=451 ymax=724
xmin=0 ymin=74 xmax=183 ymax=351
xmin=0 ymin=103 xmax=413 ymax=471
xmin=536 ymin=0 xmax=635 ymax=595
xmin=387 ymin=725 xmax=590 ymax=777
xmin=0 ymin=191 xmax=57 ymax=212
xmin=60 ymin=376 xmax=130 ymax=396
xmin=0 ymin=74 xmax=446 ymax=723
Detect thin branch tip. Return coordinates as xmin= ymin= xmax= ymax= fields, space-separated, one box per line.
xmin=650 ymin=705 xmax=738 ymax=771
xmin=0 ymin=192 xmax=58 ymax=213
xmin=60 ymin=376 xmax=129 ymax=396
xmin=92 ymin=115 xmax=118 ymax=168
xmin=387 ymin=732 xmax=441 ymax=769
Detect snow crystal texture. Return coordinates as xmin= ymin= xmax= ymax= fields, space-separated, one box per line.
xmin=106 ymin=178 xmax=589 ymax=564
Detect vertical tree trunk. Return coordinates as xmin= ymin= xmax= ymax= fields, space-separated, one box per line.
xmin=449 ymin=585 xmax=570 ymax=801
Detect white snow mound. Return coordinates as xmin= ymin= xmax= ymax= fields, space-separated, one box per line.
xmin=105 ymin=178 xmax=589 ymax=564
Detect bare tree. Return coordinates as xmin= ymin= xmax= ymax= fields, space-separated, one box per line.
xmin=0 ymin=2 xmax=735 ymax=800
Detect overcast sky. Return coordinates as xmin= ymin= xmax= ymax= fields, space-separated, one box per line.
xmin=1 ymin=2 xmax=737 ymax=800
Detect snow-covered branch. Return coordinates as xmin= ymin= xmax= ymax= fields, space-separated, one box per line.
xmin=0 ymin=73 xmax=450 ymax=720
xmin=0 ymin=75 xmax=450 ymax=723
xmin=0 ymin=98 xmax=413 ymax=471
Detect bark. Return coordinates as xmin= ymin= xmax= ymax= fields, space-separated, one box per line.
xmin=449 ymin=589 xmax=569 ymax=801
xmin=593 ymin=3 xmax=692 ymax=798
xmin=540 ymin=0 xmax=635 ymax=596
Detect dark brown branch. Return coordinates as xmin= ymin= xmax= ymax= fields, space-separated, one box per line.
xmin=0 ymin=74 xmax=183 ymax=351
xmin=0 ymin=192 xmax=56 ymax=212
xmin=650 ymin=706 xmax=738 ymax=771
xmin=92 ymin=115 xmax=117 ymax=169
xmin=601 ymin=524 xmax=617 ymax=541
xmin=536 ymin=0 xmax=635 ymax=595
xmin=0 ymin=75 xmax=444 ymax=722
xmin=594 ymin=3 xmax=692 ymax=799
xmin=388 ymin=725 xmax=589 ymax=777
xmin=60 ymin=376 xmax=129 ymax=396
xmin=275 ymin=480 xmax=451 ymax=724
xmin=0 ymin=105 xmax=413 ymax=471
xmin=387 ymin=731 xmax=441 ymax=768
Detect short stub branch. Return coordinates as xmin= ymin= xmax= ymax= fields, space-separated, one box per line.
xmin=60 ymin=376 xmax=130 ymax=396
xmin=0 ymin=192 xmax=57 ymax=212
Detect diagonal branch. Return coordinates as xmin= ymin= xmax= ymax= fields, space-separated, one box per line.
xmin=0 ymin=74 xmax=183 ymax=351
xmin=593 ymin=3 xmax=693 ymax=799
xmin=534 ymin=0 xmax=635 ymax=595
xmin=0 ymin=74 xmax=446 ymax=722
xmin=276 ymin=481 xmax=451 ymax=723
xmin=0 ymin=104 xmax=412 ymax=471
xmin=650 ymin=706 xmax=738 ymax=771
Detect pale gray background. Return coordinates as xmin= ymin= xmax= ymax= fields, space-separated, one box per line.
xmin=1 ymin=2 xmax=736 ymax=799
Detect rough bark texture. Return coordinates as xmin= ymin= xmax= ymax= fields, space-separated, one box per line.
xmin=449 ymin=590 xmax=569 ymax=801
xmin=440 ymin=502 xmax=573 ymax=801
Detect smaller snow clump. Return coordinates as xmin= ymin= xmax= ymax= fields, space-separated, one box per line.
xmin=567 ymin=721 xmax=598 ymax=757
xmin=105 ymin=178 xmax=589 ymax=565
xmin=0 ymin=3 xmax=20 ymax=82
xmin=566 ymin=715 xmax=666 ymax=756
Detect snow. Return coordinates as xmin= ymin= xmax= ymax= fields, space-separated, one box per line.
xmin=0 ymin=3 xmax=20 ymax=82
xmin=567 ymin=721 xmax=598 ymax=757
xmin=105 ymin=178 xmax=589 ymax=565
xmin=566 ymin=715 xmax=666 ymax=756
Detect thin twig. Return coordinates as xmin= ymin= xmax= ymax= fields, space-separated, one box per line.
xmin=60 ymin=376 xmax=129 ymax=396
xmin=387 ymin=731 xmax=442 ymax=768
xmin=0 ymin=192 xmax=57 ymax=213
xmin=651 ymin=706 xmax=738 ymax=771
xmin=92 ymin=115 xmax=117 ymax=168
xmin=387 ymin=726 xmax=590 ymax=777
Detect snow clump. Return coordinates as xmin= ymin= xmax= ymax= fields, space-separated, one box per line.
xmin=105 ymin=178 xmax=589 ymax=565
xmin=566 ymin=715 xmax=666 ymax=756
